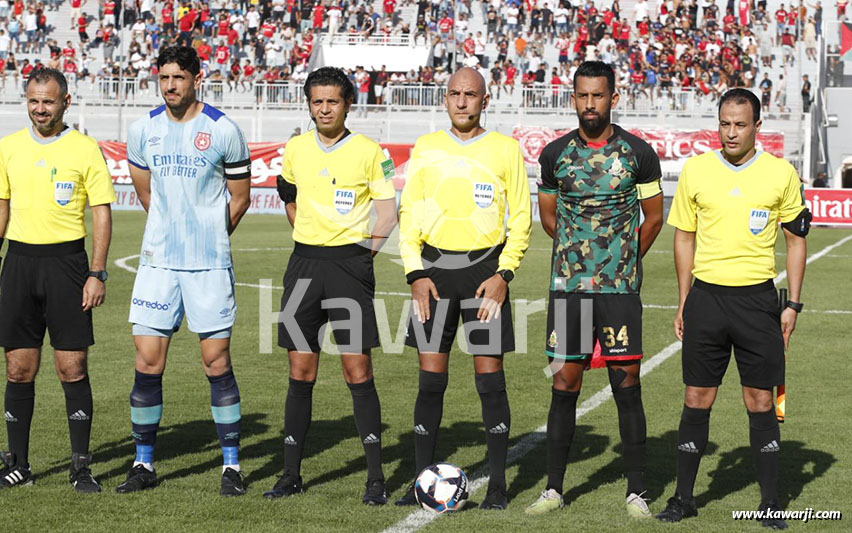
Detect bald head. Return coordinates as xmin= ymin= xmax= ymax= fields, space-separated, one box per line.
xmin=448 ymin=67 xmax=487 ymax=95
xmin=445 ymin=67 xmax=490 ymax=135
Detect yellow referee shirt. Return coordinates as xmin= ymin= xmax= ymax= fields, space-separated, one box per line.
xmin=399 ymin=129 xmax=532 ymax=274
xmin=281 ymin=130 xmax=396 ymax=247
xmin=667 ymin=149 xmax=805 ymax=286
xmin=0 ymin=127 xmax=116 ymax=245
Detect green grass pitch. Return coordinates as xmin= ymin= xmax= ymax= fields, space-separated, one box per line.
xmin=2 ymin=211 xmax=850 ymax=532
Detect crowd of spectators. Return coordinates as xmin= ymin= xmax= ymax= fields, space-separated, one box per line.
xmin=0 ymin=0 xmax=839 ymax=113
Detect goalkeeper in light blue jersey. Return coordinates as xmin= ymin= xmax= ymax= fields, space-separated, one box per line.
xmin=116 ymin=46 xmax=252 ymax=497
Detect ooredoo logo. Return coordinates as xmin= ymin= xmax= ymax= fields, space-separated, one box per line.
xmin=132 ymin=298 xmax=171 ymax=311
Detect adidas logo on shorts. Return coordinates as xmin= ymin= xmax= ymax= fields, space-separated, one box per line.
xmin=678 ymin=442 xmax=699 ymax=453
xmin=760 ymin=440 xmax=780 ymax=453
xmin=363 ymin=433 xmax=380 ymax=445
xmin=4 ymin=411 xmax=17 ymax=423
xmin=488 ymin=423 xmax=509 ymax=435
xmin=69 ymin=410 xmax=90 ymax=421
xmin=413 ymin=424 xmax=429 ymax=436
xmin=284 ymin=435 xmax=297 ymax=446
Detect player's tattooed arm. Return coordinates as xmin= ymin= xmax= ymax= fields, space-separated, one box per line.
xmin=226 ymin=175 xmax=251 ymax=234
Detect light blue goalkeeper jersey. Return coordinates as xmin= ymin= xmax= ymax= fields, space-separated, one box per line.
xmin=127 ymin=103 xmax=251 ymax=270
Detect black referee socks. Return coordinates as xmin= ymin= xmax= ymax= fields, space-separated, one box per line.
xmin=347 ymin=378 xmax=384 ymax=481
xmin=612 ymin=384 xmax=647 ymax=496
xmin=413 ymin=370 xmax=448 ymax=475
xmin=62 ymin=375 xmax=93 ymax=456
xmin=283 ymin=378 xmax=315 ymax=477
xmin=675 ymin=405 xmax=711 ymax=501
xmin=475 ymin=370 xmax=511 ymax=488
xmin=546 ymin=387 xmax=579 ymax=494
xmin=748 ymin=408 xmax=781 ymax=504
xmin=5 ymin=381 xmax=35 ymax=466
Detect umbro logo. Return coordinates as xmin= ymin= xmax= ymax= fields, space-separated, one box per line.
xmin=413 ymin=424 xmax=429 ymax=436
xmin=35 ymin=159 xmax=46 ymax=167
xmin=363 ymin=433 xmax=380 ymax=445
xmin=760 ymin=440 xmax=780 ymax=453
xmin=678 ymin=442 xmax=699 ymax=453
xmin=730 ymin=187 xmax=743 ymax=196
xmin=488 ymin=423 xmax=509 ymax=435
xmin=225 ymin=432 xmax=240 ymax=440
xmin=148 ymin=137 xmax=161 ymax=145
xmin=4 ymin=411 xmax=17 ymax=423
xmin=284 ymin=435 xmax=297 ymax=446
xmin=69 ymin=410 xmax=90 ymax=421
xmin=319 ymin=168 xmax=329 ymax=176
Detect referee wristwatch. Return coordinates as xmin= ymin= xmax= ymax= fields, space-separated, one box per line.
xmin=496 ymin=269 xmax=514 ymax=284
xmin=88 ymin=270 xmax=109 ymax=282
xmin=785 ymin=300 xmax=804 ymax=313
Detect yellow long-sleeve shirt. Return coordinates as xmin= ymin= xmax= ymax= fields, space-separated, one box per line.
xmin=398 ymin=129 xmax=531 ymax=274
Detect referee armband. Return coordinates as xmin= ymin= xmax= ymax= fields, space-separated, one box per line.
xmin=781 ymin=207 xmax=812 ymax=237
xmin=224 ymin=158 xmax=251 ymax=180
xmin=277 ymin=176 xmax=297 ymax=204
xmin=636 ymin=179 xmax=663 ymax=200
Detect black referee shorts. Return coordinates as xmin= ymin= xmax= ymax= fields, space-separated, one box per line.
xmin=278 ymin=243 xmax=380 ymax=354
xmin=682 ymin=279 xmax=785 ymax=389
xmin=404 ymin=244 xmax=514 ymax=356
xmin=0 ymin=239 xmax=95 ymax=350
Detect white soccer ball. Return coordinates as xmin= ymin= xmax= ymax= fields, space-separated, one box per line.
xmin=414 ymin=463 xmax=469 ymax=514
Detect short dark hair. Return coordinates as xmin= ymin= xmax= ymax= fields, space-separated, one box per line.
xmin=26 ymin=68 xmax=68 ymax=98
xmin=303 ymin=66 xmax=355 ymax=102
xmin=573 ymin=60 xmax=615 ymax=93
xmin=718 ymin=88 xmax=760 ymax=123
xmin=156 ymin=45 xmax=201 ymax=75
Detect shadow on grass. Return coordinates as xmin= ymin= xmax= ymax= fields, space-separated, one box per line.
xmin=510 ymin=429 xmax=719 ymax=507
xmin=697 ymin=440 xmax=835 ymax=508
xmin=39 ymin=413 xmax=272 ymax=482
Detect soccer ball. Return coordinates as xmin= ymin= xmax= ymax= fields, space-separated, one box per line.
xmin=414 ymin=463 xmax=469 ymax=514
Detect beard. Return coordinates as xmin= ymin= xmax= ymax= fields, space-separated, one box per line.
xmin=578 ymin=111 xmax=610 ymax=138
xmin=30 ymin=112 xmax=64 ymax=136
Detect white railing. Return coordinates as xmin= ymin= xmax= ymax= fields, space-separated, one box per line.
xmin=0 ymin=78 xmax=791 ymax=117
xmin=324 ymin=33 xmax=414 ymax=46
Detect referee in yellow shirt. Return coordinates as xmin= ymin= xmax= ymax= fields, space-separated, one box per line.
xmin=395 ymin=67 xmax=532 ymax=510
xmin=656 ymin=89 xmax=809 ymax=530
xmin=266 ymin=67 xmax=398 ymax=505
xmin=0 ymin=69 xmax=115 ymax=492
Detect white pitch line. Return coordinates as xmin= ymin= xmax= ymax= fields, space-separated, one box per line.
xmin=381 ymin=232 xmax=852 ymax=533
xmin=112 ymin=254 xmax=852 ymax=314
xmin=774 ymin=233 xmax=852 ymax=283
xmin=383 ymin=341 xmax=684 ymax=533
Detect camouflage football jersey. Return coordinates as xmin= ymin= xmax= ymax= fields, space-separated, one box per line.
xmin=538 ymin=125 xmax=662 ymax=294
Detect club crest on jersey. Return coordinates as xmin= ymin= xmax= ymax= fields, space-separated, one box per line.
xmin=473 ymin=182 xmax=495 ymax=208
xmin=610 ymin=158 xmax=625 ymax=176
xmin=334 ymin=189 xmax=356 ymax=214
xmin=748 ymin=209 xmax=770 ymax=235
xmin=54 ymin=181 xmax=74 ymax=206
xmin=548 ymin=330 xmax=558 ymax=348
xmin=194 ymin=131 xmax=212 ymax=151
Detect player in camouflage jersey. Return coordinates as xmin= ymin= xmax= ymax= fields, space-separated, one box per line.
xmin=526 ymin=61 xmax=664 ymax=518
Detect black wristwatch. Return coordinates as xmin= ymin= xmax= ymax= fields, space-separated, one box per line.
xmin=785 ymin=300 xmax=804 ymax=313
xmin=496 ymin=269 xmax=514 ymax=284
xmin=88 ymin=270 xmax=108 ymax=282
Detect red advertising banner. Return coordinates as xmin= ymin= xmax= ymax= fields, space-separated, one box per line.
xmin=100 ymin=141 xmax=414 ymax=190
xmin=512 ymin=127 xmax=785 ymax=166
xmin=805 ymin=188 xmax=852 ymax=226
